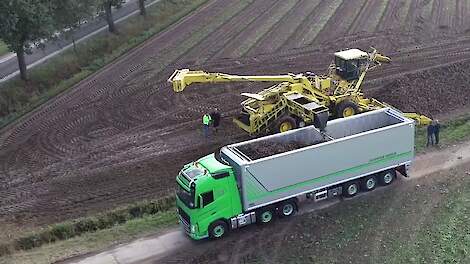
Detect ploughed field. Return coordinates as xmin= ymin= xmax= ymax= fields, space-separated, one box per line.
xmin=1 ymin=0 xmax=470 ymax=231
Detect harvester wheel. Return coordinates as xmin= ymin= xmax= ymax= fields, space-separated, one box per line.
xmin=275 ymin=116 xmax=297 ymax=133
xmin=336 ymin=100 xmax=359 ymax=118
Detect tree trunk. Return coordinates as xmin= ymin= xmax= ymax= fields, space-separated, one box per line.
xmin=138 ymin=0 xmax=146 ymax=16
xmin=17 ymin=45 xmax=28 ymax=81
xmin=104 ymin=1 xmax=117 ymax=33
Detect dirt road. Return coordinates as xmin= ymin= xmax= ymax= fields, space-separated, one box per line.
xmin=1 ymin=0 xmax=470 ymax=233
xmin=65 ymin=140 xmax=470 ymax=264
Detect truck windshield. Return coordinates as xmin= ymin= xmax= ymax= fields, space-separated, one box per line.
xmin=176 ymin=184 xmax=196 ymax=209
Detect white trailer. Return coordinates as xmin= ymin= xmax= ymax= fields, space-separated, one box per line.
xmin=221 ymin=108 xmax=414 ymax=211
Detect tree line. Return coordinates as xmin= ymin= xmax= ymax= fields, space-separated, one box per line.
xmin=0 ymin=0 xmax=148 ymax=80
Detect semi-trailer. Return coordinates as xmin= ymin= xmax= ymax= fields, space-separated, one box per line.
xmin=176 ymin=108 xmax=415 ymax=239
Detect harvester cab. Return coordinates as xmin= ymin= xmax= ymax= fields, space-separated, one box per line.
xmin=333 ymin=49 xmax=369 ymax=81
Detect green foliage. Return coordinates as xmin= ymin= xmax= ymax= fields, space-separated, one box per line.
xmin=0 ymin=41 xmax=8 ymax=57
xmin=0 ymin=0 xmax=54 ymax=52
xmin=0 ymin=210 xmax=178 ymax=264
xmin=52 ymin=0 xmax=96 ymax=41
xmin=0 ymin=0 xmax=208 ymax=128
xmin=6 ymin=195 xmax=176 ymax=255
xmin=100 ymin=0 xmax=125 ymax=8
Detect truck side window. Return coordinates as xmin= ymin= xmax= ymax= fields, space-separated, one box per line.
xmin=213 ymin=172 xmax=229 ymax=179
xmin=201 ymin=191 xmax=214 ymax=207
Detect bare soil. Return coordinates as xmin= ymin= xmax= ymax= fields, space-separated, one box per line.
xmin=0 ymin=0 xmax=469 ymax=234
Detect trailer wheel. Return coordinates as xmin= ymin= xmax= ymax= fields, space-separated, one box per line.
xmin=257 ymin=208 xmax=274 ymax=224
xmin=275 ymin=116 xmax=297 ymax=133
xmin=209 ymin=220 xmax=228 ymax=239
xmin=342 ymin=181 xmax=360 ymax=197
xmin=378 ymin=170 xmax=396 ymax=186
xmin=361 ymin=175 xmax=377 ymax=191
xmin=278 ymin=201 xmax=297 ymax=217
xmin=336 ymin=100 xmax=359 ymax=118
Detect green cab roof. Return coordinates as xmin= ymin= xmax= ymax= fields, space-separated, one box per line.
xmin=197 ymin=153 xmax=231 ymax=173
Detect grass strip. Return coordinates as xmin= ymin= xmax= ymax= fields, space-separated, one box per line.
xmin=384 ymin=167 xmax=470 ymax=264
xmin=414 ymin=114 xmax=470 ymax=152
xmin=0 ymin=195 xmax=175 ymax=257
xmin=1 ymin=209 xmax=177 ymax=264
xmin=0 ymin=41 xmax=9 ymax=57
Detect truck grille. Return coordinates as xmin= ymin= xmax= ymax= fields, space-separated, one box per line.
xmin=178 ymin=207 xmax=191 ymax=233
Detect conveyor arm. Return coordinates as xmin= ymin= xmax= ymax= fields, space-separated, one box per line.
xmin=168 ymin=69 xmax=312 ymax=92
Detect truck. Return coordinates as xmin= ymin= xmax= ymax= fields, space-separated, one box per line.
xmin=176 ymin=108 xmax=415 ymax=239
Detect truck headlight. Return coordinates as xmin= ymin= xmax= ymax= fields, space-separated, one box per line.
xmin=191 ymin=224 xmax=198 ymax=233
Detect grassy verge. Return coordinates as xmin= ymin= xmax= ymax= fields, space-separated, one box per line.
xmin=385 ymin=171 xmax=470 ymax=264
xmin=415 ymin=114 xmax=470 ymax=152
xmin=0 ymin=195 xmax=175 ymax=258
xmin=1 ymin=209 xmax=177 ymax=264
xmin=0 ymin=41 xmax=8 ymax=57
xmin=0 ymin=0 xmax=208 ymax=128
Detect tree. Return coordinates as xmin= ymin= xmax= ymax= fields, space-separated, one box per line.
xmin=52 ymin=0 xmax=95 ymax=54
xmin=0 ymin=0 xmax=55 ymax=80
xmin=99 ymin=0 xmax=125 ymax=34
xmin=138 ymin=0 xmax=146 ymax=16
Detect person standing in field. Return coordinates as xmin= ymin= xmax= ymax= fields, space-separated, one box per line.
xmin=433 ymin=120 xmax=440 ymax=145
xmin=202 ymin=113 xmax=212 ymax=138
xmin=427 ymin=122 xmax=435 ymax=147
xmin=210 ymin=108 xmax=221 ymax=134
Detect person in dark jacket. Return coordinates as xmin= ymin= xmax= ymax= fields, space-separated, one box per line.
xmin=210 ymin=108 xmax=221 ymax=133
xmin=427 ymin=122 xmax=435 ymax=147
xmin=433 ymin=120 xmax=440 ymax=145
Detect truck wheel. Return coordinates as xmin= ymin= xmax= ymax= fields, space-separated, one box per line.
xmin=336 ymin=100 xmax=359 ymax=118
xmin=257 ymin=208 xmax=274 ymax=224
xmin=342 ymin=181 xmax=360 ymax=197
xmin=278 ymin=201 xmax=296 ymax=217
xmin=209 ymin=220 xmax=228 ymax=239
xmin=361 ymin=175 xmax=377 ymax=191
xmin=275 ymin=116 xmax=297 ymax=133
xmin=378 ymin=170 xmax=396 ymax=186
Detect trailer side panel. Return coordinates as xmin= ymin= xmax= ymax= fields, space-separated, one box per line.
xmin=221 ymin=109 xmax=415 ymax=211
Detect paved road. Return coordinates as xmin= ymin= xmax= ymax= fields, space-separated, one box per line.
xmin=62 ymin=141 xmax=470 ymax=264
xmin=0 ymin=0 xmax=160 ymax=83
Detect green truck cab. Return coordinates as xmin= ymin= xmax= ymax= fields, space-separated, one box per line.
xmin=176 ymin=154 xmax=242 ymax=239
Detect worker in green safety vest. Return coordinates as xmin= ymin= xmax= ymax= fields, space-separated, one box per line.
xmin=202 ymin=113 xmax=212 ymax=137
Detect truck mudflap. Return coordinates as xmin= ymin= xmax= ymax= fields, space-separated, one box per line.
xmin=396 ymin=163 xmax=411 ymax=177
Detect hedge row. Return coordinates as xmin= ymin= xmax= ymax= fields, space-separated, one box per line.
xmin=0 ymin=195 xmax=175 ymax=256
